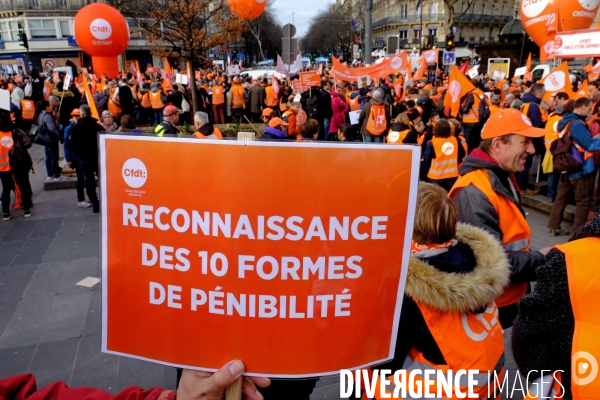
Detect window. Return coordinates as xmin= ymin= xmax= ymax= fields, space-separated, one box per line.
xmin=0 ymin=22 xmax=9 ymax=41
xmin=481 ymin=4 xmax=485 ymax=14
xmin=127 ymin=19 xmax=144 ymax=39
xmin=399 ymin=30 xmax=407 ymax=39
xmin=29 ymin=19 xmax=56 ymax=38
xmin=430 ymin=2 xmax=438 ymax=16
xmin=501 ymin=5 xmax=505 ymax=15
xmin=400 ymin=4 xmax=408 ymax=19
xmin=414 ymin=28 xmax=421 ymax=39
xmin=428 ymin=27 xmax=437 ymax=37
xmin=59 ymin=20 xmax=70 ymax=38
xmin=9 ymin=21 xmax=22 ymax=40
xmin=461 ymin=2 xmax=465 ymax=12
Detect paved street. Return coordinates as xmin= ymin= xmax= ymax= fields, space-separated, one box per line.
xmin=0 ymin=144 xmax=573 ymax=399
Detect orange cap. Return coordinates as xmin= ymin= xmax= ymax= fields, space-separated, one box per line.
xmin=437 ymin=87 xmax=445 ymax=94
xmin=481 ymin=109 xmax=547 ymax=140
xmin=262 ymin=107 xmax=273 ymax=117
xmin=268 ymin=117 xmax=288 ymax=127
xmin=424 ymin=84 xmax=432 ymax=90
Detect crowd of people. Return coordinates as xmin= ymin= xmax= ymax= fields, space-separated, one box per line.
xmin=0 ymin=58 xmax=599 ymax=399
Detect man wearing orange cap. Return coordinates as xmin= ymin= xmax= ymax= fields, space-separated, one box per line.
xmin=262 ymin=117 xmax=288 ymax=139
xmin=449 ymin=108 xmax=552 ymax=328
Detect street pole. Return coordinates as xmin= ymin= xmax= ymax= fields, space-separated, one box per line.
xmin=365 ymin=0 xmax=372 ymax=64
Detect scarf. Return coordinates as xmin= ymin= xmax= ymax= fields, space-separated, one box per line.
xmin=411 ymin=239 xmax=456 ymax=256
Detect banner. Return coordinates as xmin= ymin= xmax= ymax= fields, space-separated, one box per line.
xmin=100 ymin=137 xmax=420 ymax=377
xmin=553 ymin=29 xmax=600 ymax=59
xmin=299 ymin=71 xmax=321 ymax=90
xmin=330 ymin=52 xmax=408 ymax=82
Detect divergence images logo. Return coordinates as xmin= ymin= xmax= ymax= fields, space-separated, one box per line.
xmin=573 ymin=351 xmax=598 ymax=386
xmin=122 ymin=158 xmax=147 ymax=188
xmin=90 ymin=19 xmax=112 ymax=40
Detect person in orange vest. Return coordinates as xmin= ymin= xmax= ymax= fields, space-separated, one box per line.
xmin=490 ymin=96 xmax=501 ymax=114
xmin=149 ymin=82 xmax=167 ymax=127
xmin=548 ymin=97 xmax=600 ymax=235
xmin=193 ymin=111 xmax=222 ymax=139
xmin=263 ymin=76 xmax=279 ymax=110
xmin=20 ymin=98 xmax=35 ymax=123
xmin=460 ymin=78 xmax=489 ymax=153
xmin=449 ymin=109 xmax=552 ymax=328
xmin=212 ymin=83 xmax=226 ymax=125
xmin=358 ymin=89 xmax=391 ymax=143
xmin=421 ymin=119 xmax=466 ymax=191
xmin=386 ymin=113 xmax=415 ymax=144
xmin=543 ymin=102 xmax=568 ymax=203
xmin=0 ymin=110 xmax=33 ymax=220
xmin=512 ymin=212 xmax=600 ymax=400
xmin=229 ymin=78 xmax=246 ymax=122
xmin=346 ymin=84 xmax=362 ymax=112
xmin=138 ymin=84 xmax=153 ymax=126
xmin=360 ymin=182 xmax=509 ymax=399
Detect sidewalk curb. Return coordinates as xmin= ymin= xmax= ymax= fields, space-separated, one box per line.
xmin=522 ymin=194 xmax=575 ymax=222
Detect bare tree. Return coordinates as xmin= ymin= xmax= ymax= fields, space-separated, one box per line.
xmin=443 ymin=0 xmax=476 ymax=35
xmin=106 ymin=0 xmax=246 ymax=112
xmin=300 ymin=3 xmax=353 ymax=59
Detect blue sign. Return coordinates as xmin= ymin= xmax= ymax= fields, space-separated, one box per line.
xmin=375 ymin=37 xmax=384 ymax=43
xmin=67 ymin=35 xmax=78 ymax=46
xmin=443 ymin=52 xmax=455 ymax=65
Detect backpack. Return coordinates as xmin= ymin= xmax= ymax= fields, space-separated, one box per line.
xmin=550 ymin=121 xmax=583 ymax=174
xmin=305 ymin=95 xmax=319 ymax=119
xmin=477 ymin=94 xmax=490 ymax=123
xmin=9 ymin=130 xmax=33 ymax=171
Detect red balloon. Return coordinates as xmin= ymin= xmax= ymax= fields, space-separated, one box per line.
xmin=521 ymin=0 xmax=600 ymax=47
xmin=227 ymin=0 xmax=266 ymax=20
xmin=74 ymin=3 xmax=129 ymax=79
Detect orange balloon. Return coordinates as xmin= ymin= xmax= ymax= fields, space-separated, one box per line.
xmin=520 ymin=0 xmax=600 ymax=46
xmin=92 ymin=56 xmax=120 ymax=82
xmin=227 ymin=0 xmax=266 ymax=20
xmin=74 ymin=3 xmax=130 ymax=57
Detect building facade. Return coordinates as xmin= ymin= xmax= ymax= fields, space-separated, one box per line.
xmin=0 ymin=0 xmax=152 ymax=75
xmin=369 ymin=0 xmax=517 ymax=54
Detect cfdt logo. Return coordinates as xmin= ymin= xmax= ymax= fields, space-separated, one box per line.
xmin=90 ymin=19 xmax=112 ymax=40
xmin=573 ymin=351 xmax=598 ymax=386
xmin=122 ymin=158 xmax=147 ymax=188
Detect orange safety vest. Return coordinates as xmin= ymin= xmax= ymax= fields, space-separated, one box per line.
xmin=149 ymin=91 xmax=164 ymax=109
xmin=522 ymin=103 xmax=548 ymax=125
xmin=386 ymin=129 xmax=409 ymax=144
xmin=264 ymin=86 xmax=278 ymax=107
xmin=0 ymin=131 xmax=14 ymax=172
xmin=348 ymin=95 xmax=361 ymax=111
xmin=427 ymin=137 xmax=459 ymax=180
xmin=212 ymin=85 xmax=225 ymax=105
xmin=231 ymin=85 xmax=245 ymax=109
xmin=194 ymin=127 xmax=223 ymax=139
xmin=21 ymin=100 xmax=35 ymax=121
xmin=417 ymin=133 xmax=425 ymax=145
xmin=108 ymin=96 xmax=122 ymax=117
xmin=366 ymin=105 xmax=387 ymax=136
xmin=140 ymin=92 xmax=152 ymax=109
xmin=554 ymin=238 xmax=600 ymax=400
xmin=371 ymin=301 xmax=505 ymax=399
xmin=458 ymin=134 xmax=468 ymax=153
xmin=463 ymin=90 xmax=484 ymax=124
xmin=545 ymin=114 xmax=562 ymax=152
xmin=449 ymin=169 xmax=530 ymax=307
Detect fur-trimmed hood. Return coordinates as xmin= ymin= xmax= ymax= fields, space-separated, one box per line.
xmin=405 ymin=223 xmax=510 ymax=313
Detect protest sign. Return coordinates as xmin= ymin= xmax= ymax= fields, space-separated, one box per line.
xmin=514 ymin=66 xmax=527 ymax=77
xmin=0 ymin=89 xmax=10 ymax=112
xmin=358 ymin=75 xmax=371 ymax=88
xmin=227 ymin=65 xmax=241 ymax=76
xmin=553 ymin=29 xmax=600 ymax=59
xmin=299 ymin=71 xmax=321 ymax=89
xmin=348 ymin=110 xmax=360 ymax=125
xmin=291 ymin=79 xmax=302 ymax=92
xmin=467 ymin=66 xmax=479 ymax=79
xmin=100 ymin=137 xmax=420 ymax=377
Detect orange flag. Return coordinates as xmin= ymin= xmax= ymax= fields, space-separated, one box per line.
xmin=413 ymin=55 xmax=426 ymax=80
xmin=81 ymin=71 xmax=100 ymax=120
xmin=43 ymin=81 xmax=53 ymax=100
xmin=574 ymin=80 xmax=589 ymax=100
xmin=444 ymin=64 xmax=476 ymax=117
xmin=524 ymin=53 xmax=533 ymax=82
xmin=406 ymin=57 xmax=412 ymax=80
xmin=498 ymin=79 xmax=506 ymax=103
xmin=540 ymin=62 xmax=570 ymax=102
xmin=164 ymin=58 xmax=173 ymax=77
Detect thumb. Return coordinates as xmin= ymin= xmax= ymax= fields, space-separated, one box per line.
xmin=202 ymin=360 xmax=245 ymax=398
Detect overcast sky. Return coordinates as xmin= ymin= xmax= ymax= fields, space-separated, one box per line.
xmin=271 ymin=0 xmax=336 ymax=38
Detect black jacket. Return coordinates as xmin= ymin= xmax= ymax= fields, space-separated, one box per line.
xmin=416 ymin=96 xmax=436 ymax=124
xmin=378 ymin=223 xmax=509 ymax=371
xmin=318 ymin=89 xmax=333 ymax=119
xmin=69 ymin=116 xmax=103 ymax=162
xmin=512 ymin=212 xmax=600 ymax=400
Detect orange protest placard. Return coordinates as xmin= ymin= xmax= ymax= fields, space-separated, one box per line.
xmin=100 ymin=137 xmax=420 ymax=377
xmin=299 ymin=71 xmax=321 ymax=89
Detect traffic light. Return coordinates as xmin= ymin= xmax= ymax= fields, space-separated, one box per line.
xmin=445 ymin=33 xmax=455 ymax=52
xmin=358 ymin=48 xmax=362 ymax=53
xmin=19 ymin=32 xmax=28 ymax=50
